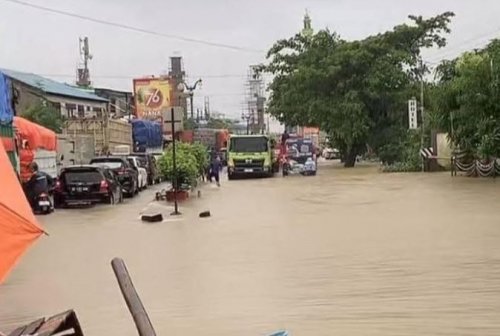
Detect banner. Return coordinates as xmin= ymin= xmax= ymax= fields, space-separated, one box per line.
xmin=133 ymin=78 xmax=172 ymax=119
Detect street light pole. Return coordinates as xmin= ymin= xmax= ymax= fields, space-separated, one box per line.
xmin=179 ymin=79 xmax=202 ymax=121
xmin=241 ymin=112 xmax=251 ymax=135
xmin=189 ymin=93 xmax=194 ymax=120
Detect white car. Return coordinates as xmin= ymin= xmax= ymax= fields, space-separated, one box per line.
xmin=127 ymin=156 xmax=148 ymax=191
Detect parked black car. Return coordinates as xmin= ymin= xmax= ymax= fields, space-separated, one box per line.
xmin=53 ymin=165 xmax=123 ymax=207
xmin=89 ymin=156 xmax=139 ymax=197
xmin=133 ymin=152 xmax=161 ymax=185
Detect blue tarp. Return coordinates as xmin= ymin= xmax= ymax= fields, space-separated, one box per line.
xmin=0 ymin=72 xmax=14 ymax=124
xmin=131 ymin=119 xmax=162 ymax=149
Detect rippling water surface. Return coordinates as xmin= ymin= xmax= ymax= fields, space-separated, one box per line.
xmin=2 ymin=162 xmax=500 ymax=336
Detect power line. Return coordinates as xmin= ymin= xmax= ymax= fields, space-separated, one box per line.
xmin=2 ymin=0 xmax=264 ymax=53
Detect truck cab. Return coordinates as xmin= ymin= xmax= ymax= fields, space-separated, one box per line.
xmin=227 ymin=135 xmax=276 ymax=180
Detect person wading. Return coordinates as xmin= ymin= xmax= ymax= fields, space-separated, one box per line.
xmin=209 ymin=155 xmax=222 ymax=187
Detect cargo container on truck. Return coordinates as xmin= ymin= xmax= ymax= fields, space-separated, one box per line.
xmin=193 ymin=128 xmax=229 ymax=151
xmin=63 ymin=118 xmax=132 ymax=156
xmin=131 ymin=119 xmax=163 ymax=153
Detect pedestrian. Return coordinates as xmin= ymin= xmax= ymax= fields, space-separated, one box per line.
xmin=281 ymin=129 xmax=290 ymax=144
xmin=209 ymin=155 xmax=222 ymax=187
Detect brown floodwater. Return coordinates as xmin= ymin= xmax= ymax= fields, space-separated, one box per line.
xmin=2 ymin=162 xmax=500 ymax=336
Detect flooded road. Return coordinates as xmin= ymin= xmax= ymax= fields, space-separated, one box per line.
xmin=2 ymin=162 xmax=500 ymax=336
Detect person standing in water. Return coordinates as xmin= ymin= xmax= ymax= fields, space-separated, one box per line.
xmin=209 ymin=155 xmax=222 ymax=187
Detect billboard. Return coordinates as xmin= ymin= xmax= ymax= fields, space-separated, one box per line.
xmin=133 ymin=78 xmax=172 ymax=119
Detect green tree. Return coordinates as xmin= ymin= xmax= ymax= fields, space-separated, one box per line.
xmin=430 ymin=40 xmax=500 ymax=160
xmin=262 ymin=12 xmax=454 ymax=167
xmin=21 ymin=101 xmax=63 ymax=133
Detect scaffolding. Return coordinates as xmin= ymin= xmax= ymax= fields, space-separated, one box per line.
xmin=244 ymin=65 xmax=266 ymax=134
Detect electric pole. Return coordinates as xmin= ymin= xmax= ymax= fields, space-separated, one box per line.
xmin=420 ymin=58 xmax=425 ymax=172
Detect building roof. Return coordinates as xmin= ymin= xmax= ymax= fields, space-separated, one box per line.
xmin=0 ymin=68 xmax=108 ymax=103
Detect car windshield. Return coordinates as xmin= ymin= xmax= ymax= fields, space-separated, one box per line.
xmin=286 ymin=140 xmax=313 ymax=157
xmin=63 ymin=170 xmax=102 ymax=184
xmin=91 ymin=160 xmax=124 ymax=169
xmin=230 ymin=137 xmax=268 ymax=153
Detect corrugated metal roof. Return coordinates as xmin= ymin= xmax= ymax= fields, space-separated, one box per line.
xmin=0 ymin=69 xmax=108 ymax=102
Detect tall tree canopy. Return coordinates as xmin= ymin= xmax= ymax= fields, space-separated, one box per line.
xmin=430 ymin=40 xmax=500 ymax=159
xmin=262 ymin=12 xmax=454 ymax=166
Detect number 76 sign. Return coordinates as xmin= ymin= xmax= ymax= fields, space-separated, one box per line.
xmin=133 ymin=78 xmax=172 ymax=119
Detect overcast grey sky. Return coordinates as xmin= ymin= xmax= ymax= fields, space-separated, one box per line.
xmin=1 ymin=0 xmax=500 ymax=120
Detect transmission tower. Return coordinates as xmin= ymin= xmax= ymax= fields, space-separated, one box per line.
xmin=76 ymin=37 xmax=93 ymax=87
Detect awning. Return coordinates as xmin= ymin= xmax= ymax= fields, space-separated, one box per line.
xmin=0 ymin=139 xmax=44 ymax=284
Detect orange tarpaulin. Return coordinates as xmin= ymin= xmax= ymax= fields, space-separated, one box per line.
xmin=14 ymin=116 xmax=57 ymax=151
xmin=0 ymin=138 xmax=44 ymax=284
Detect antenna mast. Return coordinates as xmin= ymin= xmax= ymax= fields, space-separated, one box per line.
xmin=76 ymin=37 xmax=93 ymax=87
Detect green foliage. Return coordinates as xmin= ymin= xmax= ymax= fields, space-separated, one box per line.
xmin=158 ymin=143 xmax=201 ymax=189
xmin=178 ymin=142 xmax=208 ymax=174
xmin=430 ymin=39 xmax=500 ymax=159
xmin=21 ymin=101 xmax=63 ymax=133
xmin=382 ymin=130 xmax=422 ymax=172
xmin=262 ymin=12 xmax=454 ymax=167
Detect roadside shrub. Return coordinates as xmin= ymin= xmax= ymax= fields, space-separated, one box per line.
xmin=382 ymin=130 xmax=422 ymax=173
xmin=189 ymin=142 xmax=209 ymax=174
xmin=159 ymin=144 xmax=199 ymax=189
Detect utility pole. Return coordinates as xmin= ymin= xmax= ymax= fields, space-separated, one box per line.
xmin=165 ymin=107 xmax=182 ymax=216
xmin=420 ymin=58 xmax=425 ymax=172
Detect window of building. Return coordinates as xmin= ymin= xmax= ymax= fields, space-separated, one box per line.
xmin=50 ymin=102 xmax=61 ymax=115
xmin=78 ymin=105 xmax=85 ymax=118
xmin=110 ymin=98 xmax=116 ymax=114
xmin=93 ymin=107 xmax=103 ymax=118
xmin=66 ymin=103 xmax=76 ymax=118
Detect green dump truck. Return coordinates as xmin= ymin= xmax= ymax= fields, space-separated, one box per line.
xmin=227 ymin=134 xmax=278 ymax=180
